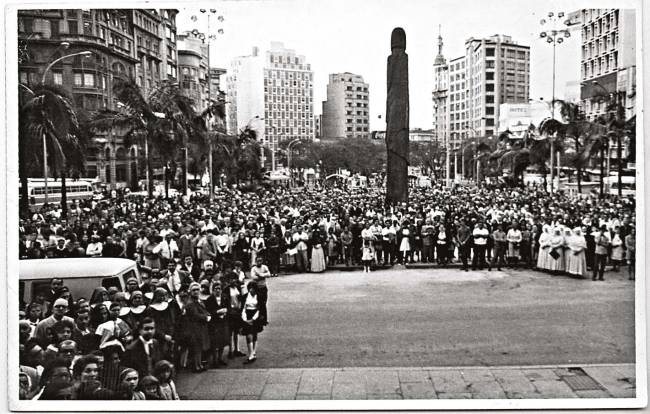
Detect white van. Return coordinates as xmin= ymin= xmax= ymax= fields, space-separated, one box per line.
xmin=19 ymin=258 xmax=141 ymax=305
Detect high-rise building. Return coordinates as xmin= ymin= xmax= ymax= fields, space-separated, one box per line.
xmin=465 ymin=35 xmax=530 ymax=137
xmin=18 ymin=9 xmax=178 ymax=189
xmin=321 ymin=72 xmax=369 ymax=139
xmin=226 ymin=42 xmax=314 ymax=157
xmin=132 ymin=9 xmax=178 ymax=97
xmin=578 ymin=9 xmax=636 ymax=120
xmin=433 ymin=34 xmax=530 ymax=149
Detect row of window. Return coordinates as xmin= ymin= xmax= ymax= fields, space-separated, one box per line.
xmin=582 ymin=52 xmax=618 ymax=79
xmin=31 ymin=185 xmax=92 ymax=195
xmin=264 ymin=104 xmax=313 ymax=114
xmin=345 ymin=86 xmax=369 ymax=92
xmin=266 ymin=70 xmax=313 ymax=81
xmin=265 ymin=127 xmax=313 ymax=135
xmin=270 ymin=55 xmax=303 ymax=65
xmin=269 ymin=63 xmax=311 ymax=71
xmin=582 ymin=33 xmax=619 ymax=60
xmin=346 ymin=127 xmax=369 ymax=132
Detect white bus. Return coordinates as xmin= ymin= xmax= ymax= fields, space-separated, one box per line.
xmin=19 ymin=178 xmax=95 ymax=209
xmin=606 ymin=175 xmax=636 ymax=196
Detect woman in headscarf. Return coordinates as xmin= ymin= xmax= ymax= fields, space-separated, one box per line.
xmin=610 ymin=227 xmax=624 ymax=272
xmin=309 ymin=227 xmax=326 ymax=273
xmin=122 ymin=290 xmax=147 ymax=332
xmin=506 ymin=223 xmax=522 ymax=268
xmin=281 ymin=227 xmax=297 ymax=271
xmin=89 ymin=287 xmax=111 ymax=310
xmin=547 ymin=227 xmax=566 ymax=274
xmin=266 ymin=229 xmax=282 ymax=278
xmin=184 ymin=282 xmax=211 ymax=372
xmin=89 ymin=303 xmax=110 ymax=332
xmin=566 ymin=227 xmax=588 ymax=278
xmin=145 ymin=288 xmax=175 ymax=359
xmin=536 ymin=225 xmax=551 ymax=271
xmin=204 ymin=280 xmax=230 ymax=368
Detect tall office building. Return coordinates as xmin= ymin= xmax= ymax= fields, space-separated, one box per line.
xmin=321 ymin=72 xmax=370 ymax=139
xmin=433 ymin=34 xmax=530 ymax=149
xmin=465 ymin=35 xmax=530 ymax=137
xmin=226 ymin=42 xmax=314 ymax=159
xmin=18 ymin=8 xmax=178 ymax=189
xmin=578 ymin=9 xmax=636 ymax=120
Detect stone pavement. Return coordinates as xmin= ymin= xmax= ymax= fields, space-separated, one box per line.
xmin=176 ymin=363 xmax=636 ymax=400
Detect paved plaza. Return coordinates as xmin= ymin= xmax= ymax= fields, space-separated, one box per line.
xmin=176 ymin=267 xmax=637 ymax=399
xmin=177 ymin=364 xmax=636 ymax=400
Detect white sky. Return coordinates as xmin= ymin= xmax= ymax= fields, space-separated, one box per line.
xmin=172 ymin=0 xmax=637 ymax=131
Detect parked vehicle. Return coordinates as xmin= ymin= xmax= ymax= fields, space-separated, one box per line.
xmin=19 ymin=258 xmax=141 ymax=305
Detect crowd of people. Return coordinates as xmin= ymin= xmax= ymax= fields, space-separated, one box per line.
xmin=18 ymin=182 xmax=636 ymax=399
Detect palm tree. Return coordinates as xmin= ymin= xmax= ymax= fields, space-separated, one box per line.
xmin=91 ymin=77 xmax=178 ymax=197
xmin=539 ymin=100 xmax=609 ymax=194
xmin=19 ymin=83 xmax=81 ymax=218
xmin=191 ymin=100 xmax=233 ymax=188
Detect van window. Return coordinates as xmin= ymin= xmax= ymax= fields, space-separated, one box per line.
xmin=123 ymin=270 xmax=136 ymax=283
xmin=30 ymin=281 xmax=51 ymax=302
xmin=102 ymin=277 xmax=122 ymax=291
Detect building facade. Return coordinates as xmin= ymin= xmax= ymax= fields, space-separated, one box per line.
xmin=226 ymin=42 xmax=314 ymax=166
xmin=18 ymin=8 xmax=178 ymax=190
xmin=579 ymin=9 xmax=636 ymax=121
xmin=465 ymin=34 xmax=530 ymax=138
xmin=433 ymin=34 xmax=530 ymax=152
xmin=177 ymin=30 xmax=209 ymax=110
xmin=321 ymin=72 xmax=369 ymax=139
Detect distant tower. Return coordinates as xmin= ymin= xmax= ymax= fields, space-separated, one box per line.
xmin=432 ymin=25 xmax=449 ymax=149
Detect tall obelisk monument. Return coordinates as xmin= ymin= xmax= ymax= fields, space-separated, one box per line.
xmin=385 ymin=27 xmax=409 ymax=205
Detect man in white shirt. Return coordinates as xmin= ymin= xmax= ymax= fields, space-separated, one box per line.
xmin=85 ymin=235 xmax=103 ymax=257
xmin=471 ymin=222 xmax=490 ymax=270
xmin=158 ymin=233 xmax=179 ymax=267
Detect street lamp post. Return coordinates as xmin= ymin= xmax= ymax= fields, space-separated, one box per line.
xmin=192 ymin=9 xmax=224 ymax=201
xmin=40 ymin=49 xmax=93 ymax=204
xmin=540 ymin=11 xmax=571 ymax=193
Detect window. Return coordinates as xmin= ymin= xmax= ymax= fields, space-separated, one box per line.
xmin=486 ymin=48 xmax=495 ymax=57
xmin=53 ymin=72 xmax=63 ymax=85
xmin=19 ymin=71 xmax=28 ymax=84
xmin=74 ymin=73 xmax=83 ymax=86
xmin=84 ymin=73 xmax=94 ymax=86
xmin=68 ymin=20 xmax=78 ymax=34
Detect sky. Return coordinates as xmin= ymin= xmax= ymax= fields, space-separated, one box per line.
xmin=172 ymin=0 xmax=638 ymax=131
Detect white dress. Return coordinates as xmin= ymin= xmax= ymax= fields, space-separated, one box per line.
xmin=399 ymin=229 xmax=411 ymax=252
xmin=611 ymin=234 xmax=624 ymax=261
xmin=566 ymin=235 xmax=587 ymax=277
xmin=536 ymin=233 xmax=550 ymax=270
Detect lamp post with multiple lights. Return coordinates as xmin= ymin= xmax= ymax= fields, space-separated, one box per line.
xmin=191 ymin=8 xmax=224 ymax=201
xmin=539 ymin=11 xmax=572 ymax=193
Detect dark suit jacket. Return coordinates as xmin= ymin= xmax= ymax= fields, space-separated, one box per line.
xmin=123 ymin=337 xmax=163 ymax=378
